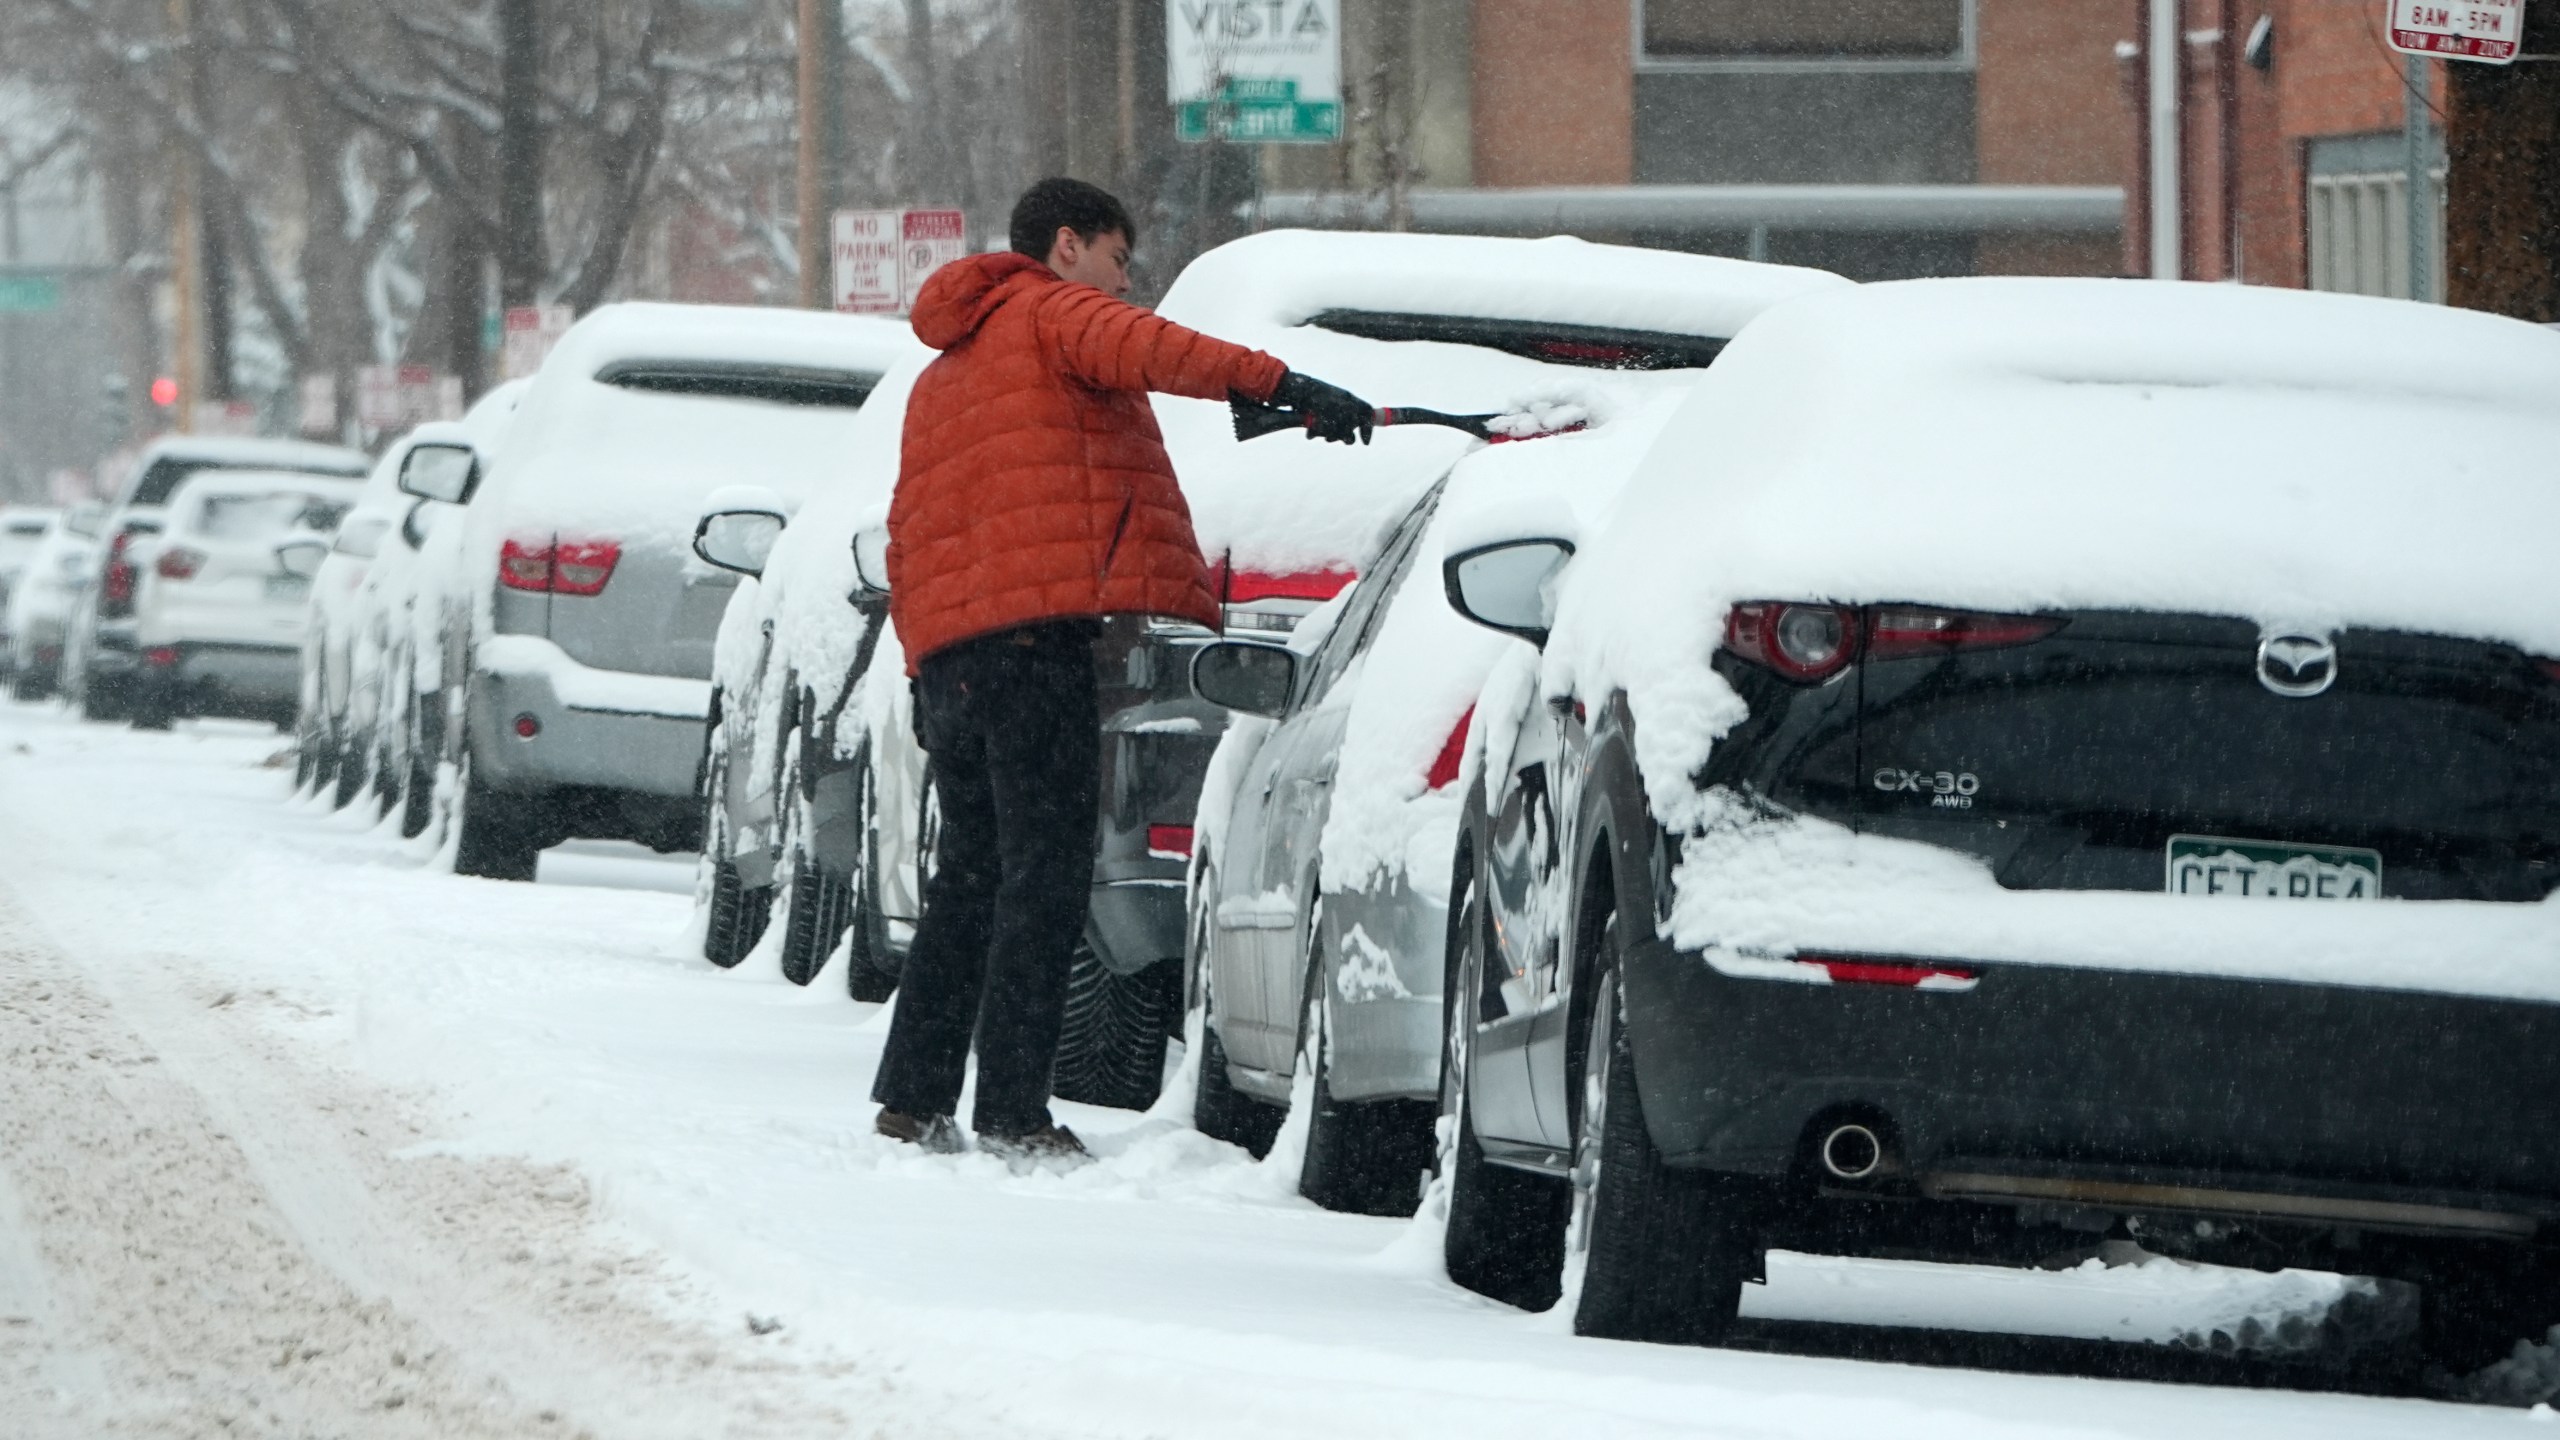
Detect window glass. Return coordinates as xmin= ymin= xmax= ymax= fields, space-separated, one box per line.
xmin=194 ymin=492 xmax=351 ymax=540
xmin=1642 ymin=0 xmax=1964 ymax=61
xmin=1302 ymin=486 xmax=1444 ymax=706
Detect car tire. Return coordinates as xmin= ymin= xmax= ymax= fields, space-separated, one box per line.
xmin=1052 ymin=946 xmax=1180 ymax=1112
xmin=779 ymin=853 xmax=856 ymax=985
xmin=1570 ymin=913 xmax=1768 ymax=1347
xmin=841 ymin=741 xmax=904 ymax=1002
xmin=1295 ymin=924 xmax=1435 ymax=1217
xmin=698 ymin=727 xmax=770 ymax=966
xmin=397 ymin=694 xmax=437 ymax=840
xmin=1440 ymin=860 xmax=1569 ymax=1310
xmin=452 ymin=756 xmax=544 ymax=882
xmin=1192 ymin=979 xmax=1286 ymax=1158
xmin=128 ymin=691 xmax=175 ymax=731
xmin=2414 ymin=1251 xmax=2560 ymax=1379
xmin=78 ymin=670 xmax=128 ymax=724
xmin=332 ymin=735 xmax=369 ymax=808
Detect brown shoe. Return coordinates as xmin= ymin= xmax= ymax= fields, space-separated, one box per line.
xmin=874 ymin=1108 xmax=964 ymax=1154
xmin=978 ymin=1122 xmax=1090 ymax=1166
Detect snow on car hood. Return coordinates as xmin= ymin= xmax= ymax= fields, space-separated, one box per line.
xmin=1544 ymin=277 xmax=2560 ymax=831
xmin=1154 ymin=230 xmax=1846 ymax=576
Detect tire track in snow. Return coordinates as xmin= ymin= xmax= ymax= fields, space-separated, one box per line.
xmin=0 ymin=891 xmax=902 ymax=1439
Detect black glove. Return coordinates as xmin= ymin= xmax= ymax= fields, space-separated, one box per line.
xmin=1270 ymin=370 xmax=1375 ymax=446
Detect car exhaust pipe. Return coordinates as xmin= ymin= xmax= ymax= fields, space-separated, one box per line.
xmin=1819 ymin=1123 xmax=1888 ymax=1182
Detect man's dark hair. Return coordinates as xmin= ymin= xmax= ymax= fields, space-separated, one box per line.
xmin=1009 ymin=178 xmax=1136 ymax=259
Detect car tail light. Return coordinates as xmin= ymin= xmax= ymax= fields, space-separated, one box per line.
xmin=155 ymin=546 xmax=206 ymax=580
xmin=1865 ymin=606 xmax=2063 ymax=661
xmin=1147 ymin=824 xmax=1193 ymax=860
xmin=551 ymin=539 xmax=620 ymax=596
xmin=1424 ymin=704 xmax=1475 ymax=791
xmin=1224 ymin=567 xmax=1355 ymax=604
xmin=1725 ymin=603 xmax=1855 ymax=682
xmin=101 ymin=558 xmax=136 ymax=606
xmin=498 ymin=537 xmax=553 ymax=592
xmin=1801 ymin=955 xmax=1981 ymax=990
xmin=144 ymin=645 xmax=180 ymax=668
xmin=1726 ymin=602 xmax=2061 ymax=682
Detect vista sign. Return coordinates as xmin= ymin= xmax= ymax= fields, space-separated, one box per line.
xmin=1167 ymin=0 xmax=1341 ymax=144
xmin=2386 ymin=0 xmax=2528 ymax=63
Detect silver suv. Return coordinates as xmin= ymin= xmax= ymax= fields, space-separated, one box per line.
xmin=397 ymin=303 xmax=913 ymax=879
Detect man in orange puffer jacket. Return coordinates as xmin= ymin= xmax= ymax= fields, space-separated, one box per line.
xmin=872 ymin=178 xmax=1374 ymax=1160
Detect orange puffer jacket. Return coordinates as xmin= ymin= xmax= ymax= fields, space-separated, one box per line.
xmin=887 ymin=252 xmax=1288 ymax=670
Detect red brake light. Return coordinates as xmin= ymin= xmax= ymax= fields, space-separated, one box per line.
xmin=143 ymin=645 xmax=180 ymax=668
xmin=102 ymin=559 xmax=136 ymax=604
xmin=551 ymin=539 xmax=620 ymax=596
xmin=1804 ymin=955 xmax=1981 ymax=989
xmin=499 ymin=537 xmax=553 ymax=592
xmin=155 ymin=546 xmax=205 ymax=580
xmin=1146 ymin=824 xmax=1193 ymax=859
xmin=1222 ymin=566 xmax=1356 ymax=604
xmin=1866 ymin=607 xmax=2063 ymax=661
xmin=1425 ymin=704 xmax=1475 ymax=791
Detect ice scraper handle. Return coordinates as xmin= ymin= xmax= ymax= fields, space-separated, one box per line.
xmin=1228 ymin=392 xmax=1501 ymax=444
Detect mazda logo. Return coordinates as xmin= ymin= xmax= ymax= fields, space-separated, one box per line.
xmin=2257 ymin=633 xmax=2338 ymax=698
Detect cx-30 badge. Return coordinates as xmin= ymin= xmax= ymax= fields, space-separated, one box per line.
xmin=2257 ymin=633 xmax=2338 ymax=698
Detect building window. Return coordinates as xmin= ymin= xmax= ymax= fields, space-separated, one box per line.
xmin=2304 ymin=133 xmax=2444 ymax=303
xmin=1638 ymin=0 xmax=1971 ymax=68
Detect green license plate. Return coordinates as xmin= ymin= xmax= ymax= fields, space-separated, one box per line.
xmin=2166 ymin=834 xmax=2380 ymax=900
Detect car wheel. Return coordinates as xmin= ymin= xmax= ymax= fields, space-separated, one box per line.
xmin=331 ymin=732 xmax=369 ymax=808
xmin=78 ymin=669 xmax=128 ymax=724
xmin=842 ymin=740 xmax=904 ymax=1002
xmin=2414 ymin=1250 xmax=2560 ymax=1379
xmin=1570 ymin=911 xmax=1769 ymax=1346
xmin=397 ymin=693 xmax=437 ymax=840
xmin=776 ymin=741 xmax=856 ymax=986
xmin=452 ymin=753 xmax=544 ymax=882
xmin=128 ymin=689 xmax=175 ymax=731
xmin=1192 ymin=973 xmax=1286 ymax=1158
xmin=1440 ymin=859 xmax=1569 ymax=1310
xmin=698 ymin=725 xmax=770 ymax=967
xmin=1052 ymin=945 xmax=1180 ymax=1112
xmin=1294 ymin=918 xmax=1435 ymax=1216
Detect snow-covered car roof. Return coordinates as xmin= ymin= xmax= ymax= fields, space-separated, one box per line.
xmin=1155 ymin=230 xmax=1848 ymax=574
xmin=481 ymin=304 xmax=924 ymax=545
xmin=1569 ymin=277 xmax=2560 ymax=648
xmin=125 ymin=433 xmax=369 ymax=478
xmin=1539 ymin=277 xmax=2560 ymax=818
xmin=164 ymin=467 xmax=366 ymax=520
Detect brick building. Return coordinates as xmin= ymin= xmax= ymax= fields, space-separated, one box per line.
xmin=1022 ymin=1 xmax=2447 ymax=297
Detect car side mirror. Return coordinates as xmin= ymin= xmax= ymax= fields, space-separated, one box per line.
xmin=1443 ymin=538 xmax=1576 ymax=647
xmin=273 ymin=538 xmax=329 ymax=579
xmin=693 ymin=509 xmax=787 ymax=577
xmin=850 ymin=523 xmax=891 ymax=598
xmin=1191 ymin=641 xmax=1297 ymax=718
xmin=399 ymin=442 xmax=480 ymax=505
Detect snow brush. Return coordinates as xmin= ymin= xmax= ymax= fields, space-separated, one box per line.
xmin=1229 ymin=395 xmax=1587 ymax=444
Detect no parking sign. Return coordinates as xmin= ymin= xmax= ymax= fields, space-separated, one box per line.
xmin=2386 ymin=0 xmax=2528 ymax=63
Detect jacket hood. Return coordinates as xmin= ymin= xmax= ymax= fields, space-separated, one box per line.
xmin=910 ymin=251 xmax=1052 ymax=351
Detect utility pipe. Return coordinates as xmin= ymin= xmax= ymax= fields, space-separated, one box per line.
xmin=2149 ymin=0 xmax=2182 ymax=278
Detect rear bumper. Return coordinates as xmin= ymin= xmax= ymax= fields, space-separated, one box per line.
xmin=1619 ymin=934 xmax=2560 ymax=1233
xmin=139 ymin=643 xmax=300 ymax=709
xmin=467 ymin=659 xmax=709 ymax=799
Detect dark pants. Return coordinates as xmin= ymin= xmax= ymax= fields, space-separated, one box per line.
xmin=870 ymin=620 xmax=1099 ymax=1136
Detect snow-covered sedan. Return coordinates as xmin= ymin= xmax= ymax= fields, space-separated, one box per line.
xmin=0 ymin=505 xmax=59 ymax=681
xmin=6 ymin=507 xmax=97 ymax=700
xmin=1177 ymin=244 xmax=1845 ymax=1214
xmin=297 ymin=427 xmax=451 ymax=804
xmin=394 ymin=304 xmax=913 ymax=880
xmin=125 ymin=469 xmax=364 ymax=729
xmin=1436 ymin=277 xmax=2560 ymax=1371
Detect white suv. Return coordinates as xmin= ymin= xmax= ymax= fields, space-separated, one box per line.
xmin=127 ymin=469 xmax=364 ymax=729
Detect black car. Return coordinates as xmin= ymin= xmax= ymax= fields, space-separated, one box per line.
xmin=1432 ymin=276 xmax=2560 ymax=1379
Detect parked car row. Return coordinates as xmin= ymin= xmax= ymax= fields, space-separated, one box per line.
xmin=239 ymin=231 xmax=2560 ymax=1378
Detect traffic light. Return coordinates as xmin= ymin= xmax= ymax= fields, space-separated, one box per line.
xmin=149 ymin=376 xmax=178 ymax=408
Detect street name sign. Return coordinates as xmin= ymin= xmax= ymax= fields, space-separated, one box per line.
xmin=2386 ymin=0 xmax=2527 ymax=63
xmin=0 ymin=273 xmax=60 ymax=313
xmin=1168 ymin=0 xmax=1342 ymax=143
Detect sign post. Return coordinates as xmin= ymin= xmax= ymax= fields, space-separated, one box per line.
xmin=1167 ymin=0 xmax=1342 ymax=144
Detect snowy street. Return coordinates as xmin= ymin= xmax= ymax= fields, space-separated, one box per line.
xmin=0 ymin=699 xmax=2537 ymax=1440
